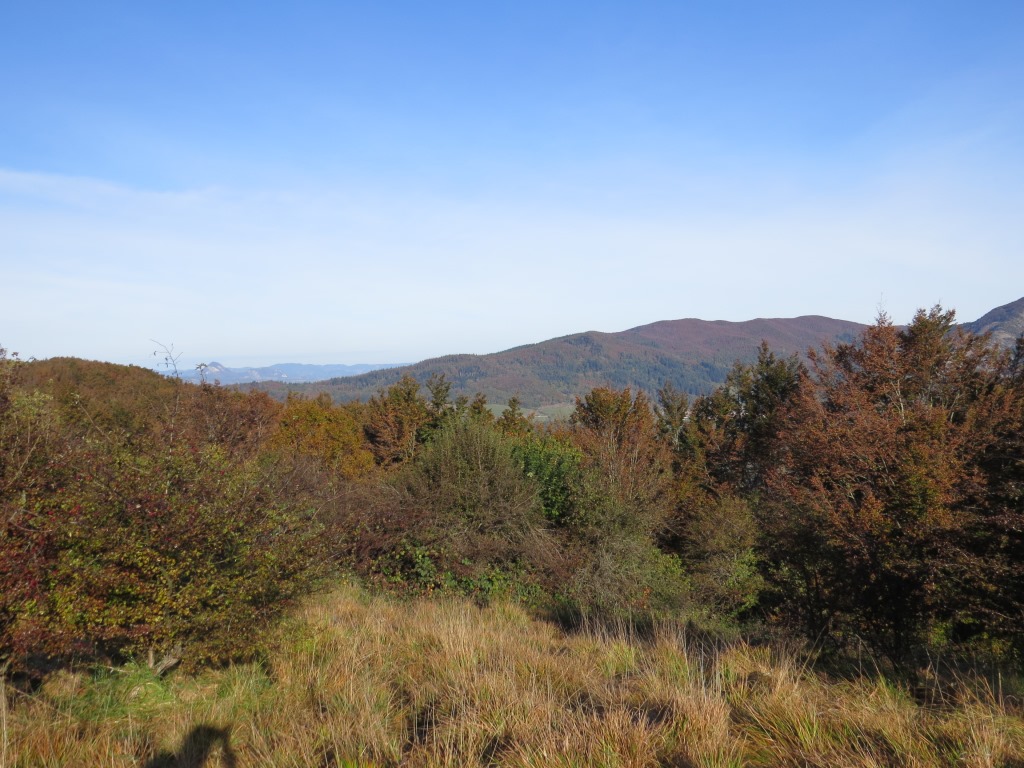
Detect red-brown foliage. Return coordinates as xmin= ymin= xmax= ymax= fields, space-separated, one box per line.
xmin=760 ymin=308 xmax=1021 ymax=662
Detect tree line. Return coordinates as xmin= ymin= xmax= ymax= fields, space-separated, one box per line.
xmin=1 ymin=304 xmax=1021 ymax=676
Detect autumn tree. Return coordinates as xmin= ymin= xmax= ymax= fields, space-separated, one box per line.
xmin=760 ymin=307 xmax=1011 ymax=662
xmin=952 ymin=336 xmax=1024 ymax=655
xmin=269 ymin=393 xmax=374 ymax=480
xmin=363 ymin=375 xmax=429 ymax=465
xmin=0 ymin=346 xmax=58 ymax=667
xmin=496 ymin=396 xmax=532 ymax=437
xmin=0 ymin=355 xmax=329 ymax=672
xmin=36 ymin=439 xmax=327 ymax=668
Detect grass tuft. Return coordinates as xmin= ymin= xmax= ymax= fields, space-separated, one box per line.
xmin=5 ymin=583 xmax=1023 ymax=766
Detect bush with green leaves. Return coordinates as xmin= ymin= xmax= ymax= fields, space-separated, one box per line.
xmin=44 ymin=442 xmax=327 ymax=668
xmin=674 ymin=494 xmax=763 ymax=622
xmin=408 ymin=419 xmax=552 ymax=579
xmin=512 ymin=431 xmax=582 ymax=524
xmin=0 ymin=357 xmax=330 ymax=673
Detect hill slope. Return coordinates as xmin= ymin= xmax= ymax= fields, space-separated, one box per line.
xmin=961 ymin=296 xmax=1024 ymax=348
xmin=251 ymin=315 xmax=866 ymax=409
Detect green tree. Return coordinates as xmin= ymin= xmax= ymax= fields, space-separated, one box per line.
xmin=952 ymin=335 xmax=1024 ymax=657
xmin=563 ymin=388 xmax=686 ymax=617
xmin=466 ymin=392 xmax=493 ymax=424
xmin=513 ymin=430 xmax=582 ymax=524
xmin=684 ymin=341 xmax=802 ymax=494
xmin=654 ymin=382 xmax=689 ymax=452
xmin=569 ymin=387 xmax=672 ymax=533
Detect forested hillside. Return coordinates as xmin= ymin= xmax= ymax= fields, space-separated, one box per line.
xmin=961 ymin=295 xmax=1024 ymax=348
xmin=236 ymin=298 xmax=1024 ymax=413
xmin=249 ymin=314 xmax=865 ymax=409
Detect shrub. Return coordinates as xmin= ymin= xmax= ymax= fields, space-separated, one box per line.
xmin=675 ymin=494 xmax=763 ymax=621
xmin=0 ymin=358 xmax=329 ymax=673
xmin=394 ymin=419 xmax=551 ymax=585
xmin=267 ymin=393 xmax=374 ymax=481
xmin=39 ymin=441 xmax=328 ymax=668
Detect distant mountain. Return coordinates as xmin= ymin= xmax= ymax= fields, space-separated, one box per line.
xmin=181 ymin=361 xmax=406 ymax=385
xmin=960 ymin=296 xmax=1024 ymax=348
xmin=249 ymin=315 xmax=866 ymax=410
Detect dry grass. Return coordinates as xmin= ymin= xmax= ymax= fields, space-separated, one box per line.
xmin=4 ymin=583 xmax=1023 ymax=767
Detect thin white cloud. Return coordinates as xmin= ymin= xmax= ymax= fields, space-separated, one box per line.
xmin=1 ymin=152 xmax=1021 ymax=368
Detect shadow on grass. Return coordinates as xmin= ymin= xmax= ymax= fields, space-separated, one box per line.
xmin=143 ymin=725 xmax=237 ymax=768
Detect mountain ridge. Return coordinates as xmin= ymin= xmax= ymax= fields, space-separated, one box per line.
xmin=960 ymin=296 xmax=1024 ymax=349
xmin=242 ymin=297 xmax=1024 ymax=410
xmin=246 ymin=313 xmax=868 ymax=409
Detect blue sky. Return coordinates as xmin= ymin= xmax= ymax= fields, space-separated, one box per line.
xmin=2 ymin=2 xmax=1022 ymax=367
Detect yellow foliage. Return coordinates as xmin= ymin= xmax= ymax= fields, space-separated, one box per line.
xmin=269 ymin=393 xmax=374 ymax=480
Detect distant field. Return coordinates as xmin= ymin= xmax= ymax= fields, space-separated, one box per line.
xmin=530 ymin=401 xmax=576 ymax=422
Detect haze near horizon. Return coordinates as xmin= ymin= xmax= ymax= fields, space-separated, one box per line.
xmin=2 ymin=2 xmax=1022 ymax=369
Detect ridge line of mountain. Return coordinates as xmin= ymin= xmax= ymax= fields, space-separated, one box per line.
xmin=234 ymin=298 xmax=1021 ymax=410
